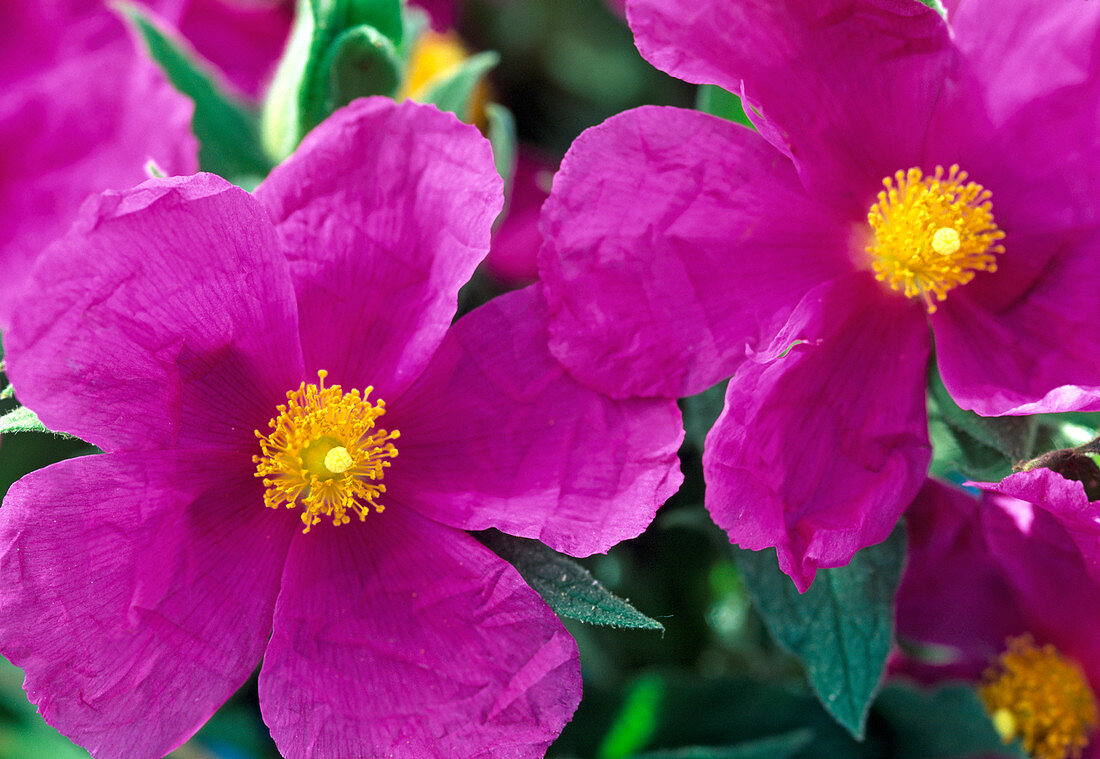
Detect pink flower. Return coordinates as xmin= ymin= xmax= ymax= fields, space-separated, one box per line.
xmin=897 ymin=473 xmax=1100 ymax=759
xmin=0 ymin=98 xmax=683 ymax=759
xmin=538 ymin=0 xmax=1100 ymax=589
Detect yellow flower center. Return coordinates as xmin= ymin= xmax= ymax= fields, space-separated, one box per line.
xmin=980 ymin=635 xmax=1098 ymax=759
xmin=254 ymin=370 xmax=400 ymax=533
xmin=866 ymin=164 xmax=1005 ymax=313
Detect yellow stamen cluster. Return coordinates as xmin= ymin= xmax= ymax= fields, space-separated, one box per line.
xmin=980 ymin=636 xmax=1098 ymax=759
xmin=254 ymin=370 xmax=399 ymax=533
xmin=866 ymin=164 xmax=1005 ymax=313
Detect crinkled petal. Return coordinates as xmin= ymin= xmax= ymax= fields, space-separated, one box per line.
xmin=925 ymin=37 xmax=1100 ymax=311
xmin=259 ymin=509 xmax=580 ymax=759
xmin=933 ymin=231 xmax=1100 ymax=415
xmin=0 ymin=451 xmax=295 ymax=759
xmin=0 ymin=10 xmax=197 ymax=326
xmin=949 ymin=0 xmax=1100 ymax=125
xmin=384 ymin=285 xmax=683 ymax=557
xmin=703 ymin=274 xmax=931 ymax=591
xmin=974 ymin=469 xmax=1100 ymax=582
xmin=5 ymin=174 xmax=303 ymax=453
xmin=627 ymin=0 xmax=954 ymax=209
xmin=540 ymin=105 xmax=853 ymax=399
xmin=256 ymin=98 xmax=503 ymax=400
xmin=895 ymin=479 xmax=1022 ymax=682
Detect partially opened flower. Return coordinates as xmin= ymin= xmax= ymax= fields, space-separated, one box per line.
xmin=897 ymin=473 xmax=1100 ymax=759
xmin=538 ymin=0 xmax=1100 ymax=589
xmin=0 ymin=98 xmax=683 ymax=759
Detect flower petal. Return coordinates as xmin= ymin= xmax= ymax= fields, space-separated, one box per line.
xmin=5 ymin=173 xmax=303 ymax=453
xmin=0 ymin=7 xmax=197 ymax=327
xmin=259 ymin=509 xmax=580 ymax=759
xmin=383 ymin=285 xmax=684 ymax=557
xmin=626 ymin=0 xmax=954 ymax=209
xmin=949 ymin=0 xmax=1100 ymax=125
xmin=539 ymin=105 xmax=852 ymax=399
xmin=0 ymin=451 xmax=295 ymax=759
xmin=896 ymin=479 xmax=1022 ymax=681
xmin=703 ymin=274 xmax=931 ymax=591
xmin=933 ymin=231 xmax=1100 ymax=415
xmin=975 ymin=469 xmax=1100 ymax=582
xmin=255 ymin=97 xmax=504 ymax=400
xmin=980 ymin=484 xmax=1100 ymax=689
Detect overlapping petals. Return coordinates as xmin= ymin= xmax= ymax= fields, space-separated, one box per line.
xmin=255 ymin=97 xmax=503 ymax=401
xmin=0 ymin=452 xmax=295 ymax=759
xmin=703 ymin=275 xmax=930 ymax=590
xmin=0 ymin=97 xmax=681 ymax=759
xmin=541 ymin=106 xmax=852 ymax=400
xmin=5 ymin=175 xmax=302 ymax=454
xmin=387 ymin=284 xmax=683 ymax=557
xmin=628 ymin=0 xmax=954 ymax=209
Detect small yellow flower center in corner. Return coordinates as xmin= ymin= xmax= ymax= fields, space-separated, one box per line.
xmin=866 ymin=164 xmax=1005 ymax=313
xmin=253 ymin=370 xmax=400 ymax=533
xmin=980 ymin=635 xmax=1098 ymax=759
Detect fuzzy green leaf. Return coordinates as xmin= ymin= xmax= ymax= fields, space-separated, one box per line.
xmin=477 ymin=530 xmax=663 ymax=630
xmin=0 ymin=407 xmax=50 ymax=436
xmin=735 ymin=528 xmax=906 ymax=739
xmin=117 ymin=2 xmax=272 ymax=179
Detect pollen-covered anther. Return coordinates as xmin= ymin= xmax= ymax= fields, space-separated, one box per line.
xmin=254 ymin=370 xmax=400 ymax=533
xmin=980 ymin=635 xmax=1098 ymax=759
xmin=866 ymin=164 xmax=1005 ymax=313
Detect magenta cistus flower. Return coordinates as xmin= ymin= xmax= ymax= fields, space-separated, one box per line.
xmin=538 ymin=0 xmax=1100 ymax=590
xmin=0 ymin=98 xmax=684 ymax=759
xmin=897 ymin=473 xmax=1100 ymax=759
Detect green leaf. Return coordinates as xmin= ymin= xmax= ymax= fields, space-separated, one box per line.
xmin=486 ymin=102 xmax=517 ymax=184
xmin=631 ymin=730 xmax=814 ymax=759
xmin=695 ymin=85 xmax=752 ymax=127
xmin=735 ymin=527 xmax=906 ymax=740
xmin=326 ymin=24 xmax=401 ymax=110
xmin=0 ymin=384 xmax=13 ymax=402
xmin=0 ymin=407 xmax=51 ymax=436
xmin=874 ymin=683 xmax=1026 ymax=758
xmin=477 ymin=530 xmax=663 ymax=630
xmin=117 ymin=2 xmax=272 ymax=179
xmin=345 ymin=0 xmax=404 ymax=48
xmin=419 ymin=51 xmax=499 ymax=117
xmin=927 ymin=367 xmax=1035 ymax=465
